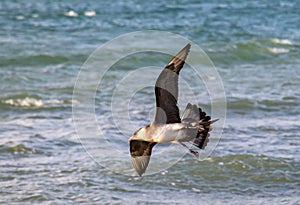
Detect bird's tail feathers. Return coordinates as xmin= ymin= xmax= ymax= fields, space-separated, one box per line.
xmin=182 ymin=103 xmax=218 ymax=150
xmin=193 ymin=117 xmax=218 ymax=149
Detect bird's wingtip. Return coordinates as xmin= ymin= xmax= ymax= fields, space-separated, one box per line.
xmin=131 ymin=156 xmax=150 ymax=177
xmin=165 ymin=43 xmax=191 ymax=74
xmin=185 ymin=43 xmax=191 ymax=48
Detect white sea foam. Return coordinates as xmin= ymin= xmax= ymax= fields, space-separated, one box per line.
xmin=84 ymin=11 xmax=96 ymax=17
xmin=267 ymin=47 xmax=289 ymax=54
xmin=16 ymin=15 xmax=25 ymax=20
xmin=31 ymin=13 xmax=39 ymax=18
xmin=3 ymin=98 xmax=44 ymax=107
xmin=1 ymin=98 xmax=76 ymax=107
xmin=270 ymin=38 xmax=292 ymax=45
xmin=64 ymin=10 xmax=78 ymax=17
xmin=131 ymin=110 xmax=140 ymax=114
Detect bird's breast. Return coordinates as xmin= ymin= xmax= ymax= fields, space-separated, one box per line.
xmin=151 ymin=123 xmax=186 ymax=143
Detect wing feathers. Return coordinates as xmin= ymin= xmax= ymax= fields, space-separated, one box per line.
xmin=154 ymin=44 xmax=191 ymax=124
xmin=130 ymin=140 xmax=156 ymax=176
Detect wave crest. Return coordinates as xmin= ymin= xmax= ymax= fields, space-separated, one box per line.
xmin=0 ymin=97 xmax=75 ymax=108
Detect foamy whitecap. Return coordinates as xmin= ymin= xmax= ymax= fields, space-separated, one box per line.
xmin=64 ymin=10 xmax=78 ymax=17
xmin=1 ymin=98 xmax=76 ymax=107
xmin=84 ymin=11 xmax=96 ymax=17
xmin=268 ymin=47 xmax=289 ymax=54
xmin=207 ymin=76 xmax=216 ymax=80
xmin=16 ymin=15 xmax=25 ymax=20
xmin=270 ymin=38 xmax=292 ymax=45
xmin=31 ymin=13 xmax=39 ymax=18
xmin=3 ymin=98 xmax=44 ymax=107
xmin=131 ymin=110 xmax=140 ymax=114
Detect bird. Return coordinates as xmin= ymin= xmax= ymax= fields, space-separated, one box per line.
xmin=129 ymin=43 xmax=218 ymax=176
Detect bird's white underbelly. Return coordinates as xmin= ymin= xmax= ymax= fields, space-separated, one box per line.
xmin=151 ymin=123 xmax=187 ymax=143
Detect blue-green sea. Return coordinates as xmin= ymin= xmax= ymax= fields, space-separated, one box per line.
xmin=1 ymin=0 xmax=299 ymax=204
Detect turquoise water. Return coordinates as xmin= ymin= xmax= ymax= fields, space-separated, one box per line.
xmin=1 ymin=0 xmax=300 ymax=204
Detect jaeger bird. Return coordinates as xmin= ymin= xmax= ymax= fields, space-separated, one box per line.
xmin=129 ymin=44 xmax=218 ymax=176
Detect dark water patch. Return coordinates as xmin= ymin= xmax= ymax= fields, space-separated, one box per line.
xmin=228 ymin=97 xmax=298 ymax=113
xmin=208 ymin=37 xmax=296 ymax=66
xmin=282 ymin=96 xmax=298 ymax=101
xmin=0 ymin=93 xmax=42 ymax=100
xmin=0 ymin=144 xmax=38 ymax=155
xmin=228 ymin=98 xmax=256 ymax=110
xmin=0 ymin=54 xmax=69 ymax=67
xmin=53 ymin=139 xmax=81 ymax=147
xmin=29 ymin=133 xmax=46 ymax=140
xmin=259 ymin=99 xmax=298 ymax=107
xmin=17 ymin=193 xmax=49 ymax=203
xmin=233 ymin=40 xmax=272 ymax=61
xmin=165 ymin=154 xmax=300 ymax=197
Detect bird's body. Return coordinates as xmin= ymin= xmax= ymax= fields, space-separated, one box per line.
xmin=129 ymin=44 xmax=218 ymax=176
xmin=130 ymin=122 xmax=195 ymax=143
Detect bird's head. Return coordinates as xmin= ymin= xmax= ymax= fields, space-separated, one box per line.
xmin=129 ymin=125 xmax=149 ymax=141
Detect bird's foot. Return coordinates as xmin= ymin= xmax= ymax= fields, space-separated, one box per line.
xmin=190 ymin=149 xmax=199 ymax=157
xmin=179 ymin=142 xmax=199 ymax=158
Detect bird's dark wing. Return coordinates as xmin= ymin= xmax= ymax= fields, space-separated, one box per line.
xmin=130 ymin=140 xmax=157 ymax=176
xmin=154 ymin=43 xmax=191 ymax=124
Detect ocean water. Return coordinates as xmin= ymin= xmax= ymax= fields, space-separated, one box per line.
xmin=1 ymin=0 xmax=300 ymax=204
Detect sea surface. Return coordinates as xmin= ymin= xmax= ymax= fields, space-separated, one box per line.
xmin=1 ymin=0 xmax=300 ymax=204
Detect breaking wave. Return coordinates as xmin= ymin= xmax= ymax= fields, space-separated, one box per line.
xmin=0 ymin=96 xmax=75 ymax=108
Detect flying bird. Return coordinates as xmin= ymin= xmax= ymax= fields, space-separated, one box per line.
xmin=129 ymin=44 xmax=218 ymax=176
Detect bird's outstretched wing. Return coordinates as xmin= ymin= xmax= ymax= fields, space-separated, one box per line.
xmin=154 ymin=43 xmax=191 ymax=124
xmin=130 ymin=140 xmax=157 ymax=176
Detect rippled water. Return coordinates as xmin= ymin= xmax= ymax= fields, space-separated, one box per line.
xmin=1 ymin=0 xmax=300 ymax=204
